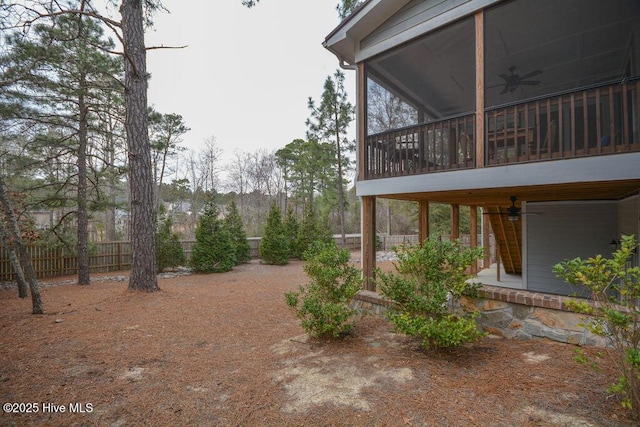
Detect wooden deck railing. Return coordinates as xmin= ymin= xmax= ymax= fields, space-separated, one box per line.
xmin=363 ymin=113 xmax=476 ymax=179
xmin=362 ymin=79 xmax=640 ymax=179
xmin=485 ymin=79 xmax=640 ymax=165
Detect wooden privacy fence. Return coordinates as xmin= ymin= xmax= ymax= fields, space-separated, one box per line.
xmin=0 ymin=234 xmax=486 ymax=281
xmin=0 ymin=236 xmax=355 ymax=281
xmin=0 ymin=242 xmax=134 ymax=281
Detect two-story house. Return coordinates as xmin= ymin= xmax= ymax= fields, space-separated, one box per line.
xmin=324 ymin=0 xmax=640 ymax=299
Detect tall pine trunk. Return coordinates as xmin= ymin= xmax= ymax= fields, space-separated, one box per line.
xmin=0 ymin=176 xmax=42 ymax=313
xmin=120 ymin=0 xmax=158 ymax=291
xmin=0 ymin=219 xmax=28 ymax=297
xmin=77 ymin=72 xmax=90 ymax=286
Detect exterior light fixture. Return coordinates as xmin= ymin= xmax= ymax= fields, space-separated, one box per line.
xmin=506 ymin=196 xmax=520 ymax=223
xmin=610 ymin=238 xmax=620 ymax=252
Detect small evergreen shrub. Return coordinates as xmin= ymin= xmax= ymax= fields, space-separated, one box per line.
xmin=377 ymin=239 xmax=485 ymax=349
xmin=155 ymin=214 xmax=185 ymax=272
xmin=554 ymin=234 xmax=640 ymax=418
xmin=285 ymin=241 xmax=363 ymax=338
xmin=225 ymin=200 xmax=251 ymax=265
xmin=191 ymin=202 xmax=235 ymax=273
xmin=284 ymin=207 xmax=302 ymax=259
xmin=259 ymin=203 xmax=289 ymax=265
xmin=297 ymin=205 xmax=332 ymax=260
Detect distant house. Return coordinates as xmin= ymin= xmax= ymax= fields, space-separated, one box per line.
xmin=29 ymin=210 xmax=53 ymax=230
xmin=324 ymin=0 xmax=640 ymax=297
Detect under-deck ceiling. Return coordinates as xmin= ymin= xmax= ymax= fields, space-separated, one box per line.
xmin=380 ymin=179 xmax=640 ymax=207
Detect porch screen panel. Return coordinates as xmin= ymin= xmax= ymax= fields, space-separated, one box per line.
xmin=365 ymin=16 xmax=475 ymax=134
xmin=484 ymin=0 xmax=640 ymax=109
xmin=363 ymin=16 xmax=476 ymax=178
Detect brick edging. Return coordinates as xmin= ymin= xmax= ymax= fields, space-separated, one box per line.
xmin=477 ymin=285 xmax=576 ymax=312
xmin=354 ymin=290 xmax=396 ymax=308
xmin=356 ymin=286 xmax=583 ymax=313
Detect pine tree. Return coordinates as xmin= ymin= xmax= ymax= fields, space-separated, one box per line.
xmin=284 ymin=207 xmax=301 ymax=259
xmin=155 ymin=208 xmax=185 ymax=272
xmin=298 ymin=204 xmax=333 ymax=260
xmin=225 ymin=200 xmax=251 ymax=265
xmin=3 ymin=13 xmax=124 ymax=286
xmin=259 ymin=203 xmax=289 ymax=265
xmin=191 ymin=201 xmax=235 ymax=273
xmin=307 ymin=70 xmax=354 ymax=248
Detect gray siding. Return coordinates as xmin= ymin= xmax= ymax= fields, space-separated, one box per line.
xmin=357 ymin=0 xmax=498 ymax=62
xmin=525 ymin=202 xmax=617 ymax=297
xmin=618 ymin=196 xmax=639 ymax=238
xmin=361 ymin=0 xmax=467 ymax=50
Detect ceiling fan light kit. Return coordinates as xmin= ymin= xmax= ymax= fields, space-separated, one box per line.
xmin=506 ymin=195 xmax=521 ymax=222
xmin=484 ymin=196 xmax=542 ymax=223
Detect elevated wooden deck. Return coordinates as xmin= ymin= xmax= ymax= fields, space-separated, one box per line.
xmin=362 ymin=79 xmax=640 ymax=181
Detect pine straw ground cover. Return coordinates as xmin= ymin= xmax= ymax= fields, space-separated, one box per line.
xmin=0 ymin=258 xmax=635 ymax=426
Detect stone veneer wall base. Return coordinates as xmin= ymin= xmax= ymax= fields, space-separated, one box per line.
xmin=351 ymin=286 xmax=608 ymax=347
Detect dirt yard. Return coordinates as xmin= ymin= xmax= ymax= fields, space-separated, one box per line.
xmin=0 ymin=258 xmax=635 ymax=426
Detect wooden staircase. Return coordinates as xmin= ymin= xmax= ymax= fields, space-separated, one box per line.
xmin=483 ymin=206 xmax=522 ymax=274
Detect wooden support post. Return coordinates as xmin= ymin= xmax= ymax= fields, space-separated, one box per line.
xmin=418 ymin=200 xmax=429 ymax=246
xmin=361 ymin=196 xmax=376 ymax=291
xmin=482 ymin=208 xmax=491 ymax=269
xmin=451 ymin=204 xmax=460 ymax=241
xmin=475 ymin=11 xmax=485 ymax=168
xmin=470 ymin=206 xmax=478 ymax=274
xmin=496 ymin=246 xmax=501 ymax=282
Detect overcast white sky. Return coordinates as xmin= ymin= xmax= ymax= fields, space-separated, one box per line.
xmin=144 ymin=0 xmax=356 ymax=163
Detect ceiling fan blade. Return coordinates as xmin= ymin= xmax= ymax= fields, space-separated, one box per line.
xmin=519 ymin=80 xmax=541 ymax=86
xmin=520 ymin=69 xmax=542 ymax=80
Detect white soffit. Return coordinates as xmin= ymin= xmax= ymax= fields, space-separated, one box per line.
xmin=323 ymin=0 xmax=414 ymax=64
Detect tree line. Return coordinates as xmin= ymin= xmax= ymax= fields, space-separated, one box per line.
xmin=0 ymin=0 xmax=364 ymax=313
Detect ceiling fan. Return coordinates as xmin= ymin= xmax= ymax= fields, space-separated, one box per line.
xmin=489 ymin=66 xmax=543 ymax=94
xmin=483 ymin=196 xmax=542 ymax=223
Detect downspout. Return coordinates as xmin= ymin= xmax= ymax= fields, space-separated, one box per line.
xmin=338 ymin=57 xmax=357 ymax=71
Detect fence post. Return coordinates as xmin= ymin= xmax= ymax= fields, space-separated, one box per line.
xmin=117 ymin=242 xmax=122 ymax=271
xmin=57 ymin=246 xmax=63 ymax=277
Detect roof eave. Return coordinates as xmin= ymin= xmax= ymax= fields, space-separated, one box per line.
xmin=323 ymin=0 xmax=413 ymax=65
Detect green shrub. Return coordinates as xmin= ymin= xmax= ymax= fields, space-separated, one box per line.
xmin=297 ymin=205 xmax=332 ymax=260
xmin=377 ymin=239 xmax=485 ymax=349
xmin=284 ymin=207 xmax=302 ymax=259
xmin=285 ymin=242 xmax=363 ymax=338
xmin=225 ymin=200 xmax=251 ymax=265
xmin=155 ymin=214 xmax=185 ymax=272
xmin=191 ymin=202 xmax=235 ymax=273
xmin=554 ymin=234 xmax=640 ymax=418
xmin=259 ymin=203 xmax=289 ymax=265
